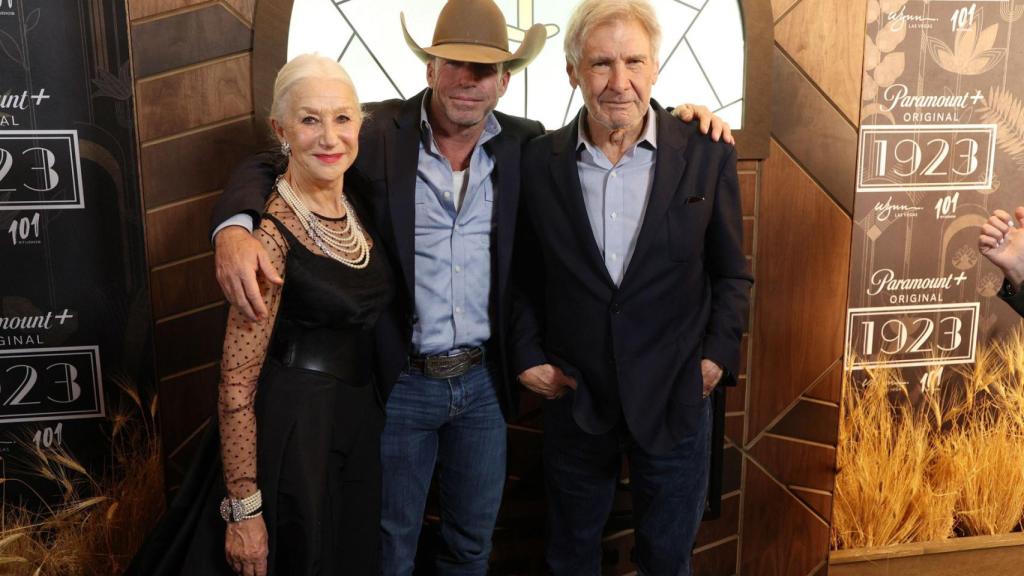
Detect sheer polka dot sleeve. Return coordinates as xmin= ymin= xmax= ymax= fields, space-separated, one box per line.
xmin=218 ymin=216 xmax=288 ymax=499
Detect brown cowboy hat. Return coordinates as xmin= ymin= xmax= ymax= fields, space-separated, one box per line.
xmin=401 ymin=0 xmax=547 ymax=75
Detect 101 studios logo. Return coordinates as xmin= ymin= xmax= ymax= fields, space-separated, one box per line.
xmin=0 ymin=0 xmax=14 ymax=17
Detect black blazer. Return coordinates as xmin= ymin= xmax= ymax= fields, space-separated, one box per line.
xmin=510 ymin=103 xmax=752 ymax=453
xmin=211 ymin=89 xmax=545 ymax=416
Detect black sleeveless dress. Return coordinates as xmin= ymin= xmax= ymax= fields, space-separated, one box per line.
xmin=127 ymin=212 xmax=393 ymax=576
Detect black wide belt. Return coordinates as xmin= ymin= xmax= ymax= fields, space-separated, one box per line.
xmin=268 ymin=327 xmax=365 ymax=385
xmin=409 ymin=346 xmax=484 ymax=379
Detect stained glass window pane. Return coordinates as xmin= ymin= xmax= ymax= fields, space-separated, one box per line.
xmin=288 ymin=0 xmax=745 ymax=128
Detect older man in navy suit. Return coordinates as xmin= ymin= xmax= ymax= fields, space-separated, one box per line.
xmin=510 ymin=0 xmax=753 ymax=573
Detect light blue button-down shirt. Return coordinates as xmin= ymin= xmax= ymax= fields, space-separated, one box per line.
xmin=576 ymin=107 xmax=658 ymax=286
xmin=411 ymin=95 xmax=500 ymax=355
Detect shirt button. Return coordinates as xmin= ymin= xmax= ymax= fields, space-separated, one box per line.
xmin=455 ymin=265 xmax=462 ymax=273
xmin=611 ymin=171 xmax=617 ymax=178
xmin=610 ymin=253 xmax=618 ymax=261
xmin=455 ymin=306 xmax=463 ymax=314
xmin=444 ymin=191 xmax=451 ymax=199
xmin=610 ymin=212 xmax=618 ymax=220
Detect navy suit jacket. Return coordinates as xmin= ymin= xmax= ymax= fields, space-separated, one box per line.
xmin=212 ymin=90 xmax=545 ymax=416
xmin=509 ymin=103 xmax=752 ymax=452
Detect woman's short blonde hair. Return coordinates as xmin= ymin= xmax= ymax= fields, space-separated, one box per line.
xmin=564 ymin=0 xmax=662 ymax=69
xmin=270 ymin=53 xmax=361 ymax=122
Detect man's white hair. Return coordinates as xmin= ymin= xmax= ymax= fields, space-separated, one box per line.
xmin=563 ymin=0 xmax=662 ymax=68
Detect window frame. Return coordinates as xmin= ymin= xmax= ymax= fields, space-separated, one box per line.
xmin=252 ymin=0 xmax=772 ymax=158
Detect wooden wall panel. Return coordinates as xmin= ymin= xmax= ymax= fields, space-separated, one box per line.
xmin=792 ymin=486 xmax=833 ymax=523
xmin=770 ymin=0 xmax=801 ymax=22
xmin=223 ymin=0 xmax=257 ymax=22
xmin=775 ymin=0 xmax=867 ymax=124
xmin=739 ymin=171 xmax=757 ymax=217
xmin=738 ymin=0 xmax=863 ymax=572
xmin=726 ymin=413 xmax=744 ymax=442
xmin=153 ymin=304 xmax=228 ymax=378
xmin=770 ymin=399 xmax=839 ymax=446
xmin=748 ymin=435 xmax=836 ymax=493
xmin=150 ymin=254 xmax=220 ymax=318
xmin=144 ymin=193 xmax=220 ymax=266
xmin=770 ymin=47 xmax=859 ymax=214
xmin=129 ymin=0 xmax=208 ymax=20
xmin=694 ymin=539 xmax=740 ymax=576
xmin=128 ymin=0 xmax=260 ymax=502
xmin=157 ymin=363 xmax=218 ymax=466
xmin=697 ymin=493 xmax=741 ymax=548
xmin=131 ymin=4 xmax=251 ymax=78
xmin=135 ymin=54 xmax=252 ymax=142
xmin=805 ymin=361 xmax=844 ymax=404
xmin=728 ymin=375 xmax=747 ymax=412
xmin=131 ymin=0 xmax=256 ymax=23
xmin=742 ymin=465 xmax=829 ymax=576
xmin=140 ymin=117 xmax=257 ymax=208
xmin=749 ymin=140 xmax=850 ymax=441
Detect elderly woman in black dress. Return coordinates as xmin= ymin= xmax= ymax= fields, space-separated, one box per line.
xmin=129 ymin=53 xmax=392 ymax=576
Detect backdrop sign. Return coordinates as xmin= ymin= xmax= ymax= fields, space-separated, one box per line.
xmin=0 ymin=0 xmax=152 ymax=504
xmin=847 ymin=0 xmax=1024 ymax=390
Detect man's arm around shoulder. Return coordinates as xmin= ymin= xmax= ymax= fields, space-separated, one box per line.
xmin=211 ymin=150 xmax=286 ymax=321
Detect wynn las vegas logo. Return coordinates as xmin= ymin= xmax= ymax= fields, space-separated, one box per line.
xmin=287 ymin=0 xmax=747 ymax=129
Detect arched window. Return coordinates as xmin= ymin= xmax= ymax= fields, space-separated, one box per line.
xmin=254 ymin=0 xmax=771 ymax=157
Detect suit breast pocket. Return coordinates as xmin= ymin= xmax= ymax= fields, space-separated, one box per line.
xmin=666 ymin=201 xmax=705 ymax=262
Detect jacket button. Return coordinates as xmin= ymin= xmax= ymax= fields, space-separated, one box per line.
xmin=610 ymin=304 xmax=621 ymax=314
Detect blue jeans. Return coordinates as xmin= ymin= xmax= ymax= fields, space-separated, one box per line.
xmin=380 ymin=361 xmax=507 ymax=576
xmin=543 ymin=396 xmax=712 ymax=576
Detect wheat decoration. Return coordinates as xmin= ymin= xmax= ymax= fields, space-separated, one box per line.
xmin=834 ymin=328 xmax=1024 ymax=550
xmin=979 ymin=86 xmax=1024 ymax=167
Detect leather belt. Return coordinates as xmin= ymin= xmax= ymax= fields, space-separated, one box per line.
xmin=409 ymin=346 xmax=484 ymax=379
xmin=268 ymin=327 xmax=366 ymax=386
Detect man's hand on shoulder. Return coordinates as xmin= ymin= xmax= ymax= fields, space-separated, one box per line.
xmin=518 ymin=363 xmax=577 ymax=400
xmin=215 ymin=226 xmax=283 ymax=322
xmin=674 ymin=104 xmax=735 ymax=145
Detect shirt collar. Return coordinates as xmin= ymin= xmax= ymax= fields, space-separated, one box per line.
xmin=576 ymin=104 xmax=658 ymax=153
xmin=419 ymin=90 xmax=502 ymax=155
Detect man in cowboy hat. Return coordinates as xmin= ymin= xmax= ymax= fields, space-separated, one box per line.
xmin=210 ymin=0 xmax=730 ymax=573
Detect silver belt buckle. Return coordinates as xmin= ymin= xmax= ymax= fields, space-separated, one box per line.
xmin=424 ymin=351 xmax=473 ymax=379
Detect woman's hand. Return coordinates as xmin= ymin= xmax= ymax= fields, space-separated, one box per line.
xmin=225 ymin=515 xmax=269 ymax=576
xmin=980 ymin=207 xmax=1024 ymax=287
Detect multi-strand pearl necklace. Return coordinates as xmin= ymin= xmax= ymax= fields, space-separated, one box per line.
xmin=275 ymin=177 xmax=371 ymax=269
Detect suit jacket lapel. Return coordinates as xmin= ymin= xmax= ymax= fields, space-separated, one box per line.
xmin=550 ymin=117 xmax=616 ymax=288
xmin=487 ymin=129 xmax=519 ymax=299
xmin=620 ymin=107 xmax=688 ymax=288
xmin=384 ymin=91 xmax=424 ymax=298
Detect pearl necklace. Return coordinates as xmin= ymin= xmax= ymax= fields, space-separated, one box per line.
xmin=275 ymin=177 xmax=371 ymax=269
